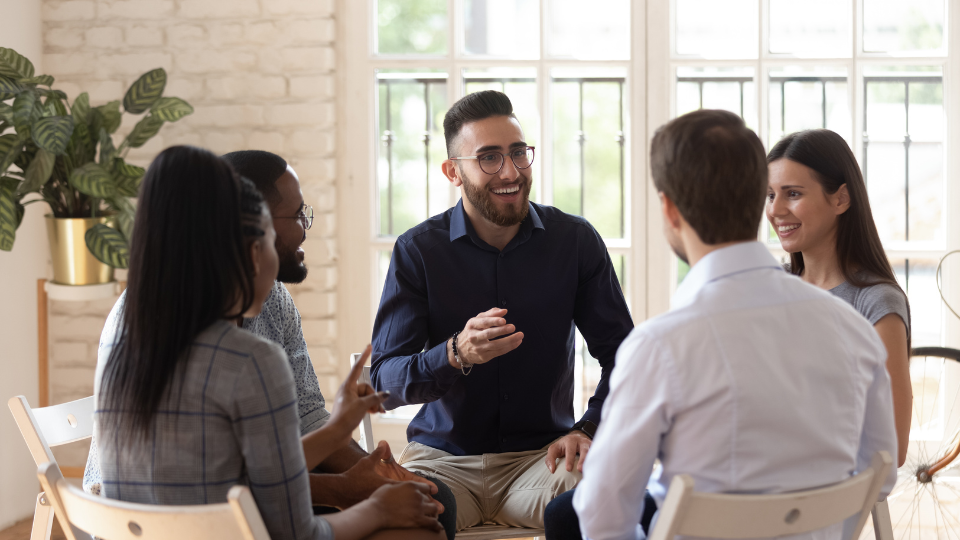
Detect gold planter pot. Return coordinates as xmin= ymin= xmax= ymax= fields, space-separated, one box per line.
xmin=45 ymin=216 xmax=114 ymax=285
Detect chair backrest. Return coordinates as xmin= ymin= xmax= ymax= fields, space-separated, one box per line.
xmin=648 ymin=451 xmax=892 ymax=540
xmin=351 ymin=353 xmax=376 ymax=453
xmin=8 ymin=395 xmax=95 ymax=467
xmin=37 ymin=462 xmax=271 ymax=540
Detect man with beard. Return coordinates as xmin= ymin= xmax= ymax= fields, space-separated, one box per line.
xmin=83 ymin=150 xmax=457 ymax=540
xmin=370 ymin=91 xmax=634 ymax=531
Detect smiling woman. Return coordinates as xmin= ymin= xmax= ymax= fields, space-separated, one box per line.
xmin=766 ymin=129 xmax=912 ymax=467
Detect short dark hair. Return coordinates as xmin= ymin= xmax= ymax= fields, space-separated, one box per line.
xmin=221 ymin=150 xmax=287 ymax=206
xmin=650 ymin=109 xmax=768 ymax=244
xmin=443 ymin=90 xmax=516 ymax=157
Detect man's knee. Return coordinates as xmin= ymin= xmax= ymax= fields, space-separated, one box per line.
xmin=544 ymin=489 xmax=581 ymax=540
xmin=423 ymin=475 xmax=457 ymax=540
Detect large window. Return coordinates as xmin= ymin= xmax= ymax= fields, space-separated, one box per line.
xmin=669 ymin=0 xmax=948 ymax=348
xmin=341 ymin=1 xmax=960 ymax=436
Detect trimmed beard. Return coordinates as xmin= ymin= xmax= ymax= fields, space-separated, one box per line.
xmin=460 ymin=169 xmax=531 ymax=227
xmin=275 ymin=232 xmax=308 ymax=284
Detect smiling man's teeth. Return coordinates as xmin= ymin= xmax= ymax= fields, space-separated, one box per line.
xmin=778 ymin=224 xmax=800 ymax=232
xmin=493 ymin=185 xmax=520 ymax=194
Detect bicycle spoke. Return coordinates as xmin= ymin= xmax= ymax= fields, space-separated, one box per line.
xmin=894 ymin=485 xmax=920 ymax=533
xmin=937 ymin=368 xmax=960 ymax=465
xmin=922 ymin=357 xmax=931 ymax=465
xmin=930 ymin=485 xmax=960 ymax=540
xmin=930 ymin=486 xmax=944 ymax=540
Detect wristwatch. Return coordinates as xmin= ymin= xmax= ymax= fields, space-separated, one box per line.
xmin=570 ymin=420 xmax=598 ymax=440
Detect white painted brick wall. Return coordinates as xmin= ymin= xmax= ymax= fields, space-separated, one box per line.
xmin=41 ymin=0 xmax=342 ymax=470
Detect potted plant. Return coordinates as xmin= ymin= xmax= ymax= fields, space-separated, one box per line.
xmin=0 ymin=47 xmax=193 ymax=285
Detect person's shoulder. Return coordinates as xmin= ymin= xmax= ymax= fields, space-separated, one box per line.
xmin=196 ymin=321 xmax=287 ymax=365
xmin=858 ymin=280 xmax=907 ymax=305
xmin=533 ymin=202 xmax=591 ymax=229
xmin=395 ymin=208 xmax=455 ymax=246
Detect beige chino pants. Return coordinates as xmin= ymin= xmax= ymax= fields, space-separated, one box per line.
xmin=398 ymin=440 xmax=581 ymax=531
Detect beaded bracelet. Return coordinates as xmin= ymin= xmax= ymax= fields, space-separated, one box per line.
xmin=451 ymin=331 xmax=473 ymax=376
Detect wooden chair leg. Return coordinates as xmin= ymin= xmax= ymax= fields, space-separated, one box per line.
xmin=872 ymin=499 xmax=894 ymax=540
xmin=30 ymin=492 xmax=54 ymax=540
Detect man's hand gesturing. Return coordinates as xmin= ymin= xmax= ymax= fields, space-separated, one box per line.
xmin=448 ymin=307 xmax=524 ymax=369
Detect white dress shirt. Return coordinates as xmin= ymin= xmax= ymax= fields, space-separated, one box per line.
xmin=573 ymin=242 xmax=898 ymax=540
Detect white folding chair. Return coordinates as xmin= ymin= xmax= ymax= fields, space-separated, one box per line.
xmin=870 ymin=499 xmax=894 ymax=540
xmin=8 ymin=395 xmax=95 ymax=540
xmin=37 ymin=461 xmax=270 ymax=540
xmin=352 ymin=353 xmax=545 ymax=540
xmin=648 ymin=451 xmax=893 ymax=540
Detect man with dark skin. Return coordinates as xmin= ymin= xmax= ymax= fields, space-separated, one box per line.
xmin=221 ymin=151 xmax=457 ymax=538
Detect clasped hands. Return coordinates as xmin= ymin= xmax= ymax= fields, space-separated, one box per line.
xmin=445 ymin=308 xmax=591 ymax=474
xmin=302 ymin=345 xmax=443 ymax=531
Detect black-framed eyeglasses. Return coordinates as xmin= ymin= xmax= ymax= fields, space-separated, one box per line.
xmin=450 ymin=146 xmax=536 ymax=175
xmin=274 ymin=204 xmax=314 ymax=230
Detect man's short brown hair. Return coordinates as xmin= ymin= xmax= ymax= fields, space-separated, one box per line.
xmin=650 ymin=109 xmax=768 ymax=244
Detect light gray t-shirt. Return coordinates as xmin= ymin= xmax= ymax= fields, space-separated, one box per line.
xmin=828 ymin=279 xmax=911 ymax=340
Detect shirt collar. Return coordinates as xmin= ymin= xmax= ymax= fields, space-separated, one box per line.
xmin=671 ymin=241 xmax=783 ymax=310
xmin=449 ymin=199 xmax=544 ymax=244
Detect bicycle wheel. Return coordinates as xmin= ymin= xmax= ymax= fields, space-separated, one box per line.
xmin=861 ymin=347 xmax=960 ymax=540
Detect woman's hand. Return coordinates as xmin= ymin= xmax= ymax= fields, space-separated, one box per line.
xmin=302 ymin=345 xmax=389 ymax=469
xmin=329 ymin=345 xmax=388 ymax=431
xmin=368 ymin=482 xmax=444 ymax=532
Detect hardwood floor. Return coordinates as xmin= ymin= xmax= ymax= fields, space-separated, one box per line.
xmin=0 ymin=517 xmax=66 ymax=540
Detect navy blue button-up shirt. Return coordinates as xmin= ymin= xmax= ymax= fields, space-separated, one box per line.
xmin=371 ymin=201 xmax=634 ymax=456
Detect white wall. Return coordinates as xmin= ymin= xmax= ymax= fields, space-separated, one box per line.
xmin=0 ymin=0 xmax=49 ymax=529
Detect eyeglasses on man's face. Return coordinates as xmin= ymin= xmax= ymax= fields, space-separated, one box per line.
xmin=274 ymin=204 xmax=314 ymax=230
xmin=449 ymin=146 xmax=536 ymax=175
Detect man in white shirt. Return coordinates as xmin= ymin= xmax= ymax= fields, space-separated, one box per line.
xmin=571 ymin=110 xmax=898 ymax=540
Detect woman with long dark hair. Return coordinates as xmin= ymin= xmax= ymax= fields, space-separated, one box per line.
xmin=95 ymin=146 xmax=443 ymax=540
xmin=766 ymin=129 xmax=911 ymax=466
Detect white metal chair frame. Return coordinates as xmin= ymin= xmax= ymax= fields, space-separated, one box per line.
xmin=37 ymin=461 xmax=269 ymax=540
xmin=8 ymin=395 xmax=95 ymax=540
xmin=353 ymin=353 xmax=544 ymax=540
xmin=648 ymin=451 xmax=893 ymax=540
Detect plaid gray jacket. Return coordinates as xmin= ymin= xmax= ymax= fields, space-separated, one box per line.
xmin=94 ymin=319 xmax=333 ymax=540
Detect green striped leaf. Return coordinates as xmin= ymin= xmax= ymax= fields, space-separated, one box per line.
xmin=95 ymin=101 xmax=121 ymax=134
xmin=69 ymin=162 xmax=115 ymax=198
xmin=45 ymin=96 xmax=68 ymax=117
xmin=115 ymin=175 xmax=141 ymax=198
xmin=99 ymin=128 xmax=116 ymax=166
xmin=32 ymin=116 xmax=74 ymax=155
xmin=19 ymin=75 xmax=53 ymax=86
xmin=37 ymin=89 xmax=67 ymax=101
xmin=150 ymin=97 xmax=193 ymax=122
xmin=19 ymin=147 xmax=54 ymax=195
xmin=112 ymin=198 xmax=135 ymax=241
xmin=115 ymin=158 xmax=145 ymax=179
xmin=0 ymin=134 xmax=22 ymax=174
xmin=0 ymin=176 xmax=19 ymax=250
xmin=0 ymin=75 xmax=21 ymax=95
xmin=113 ymin=158 xmax=144 ymax=197
xmin=72 ymin=92 xmax=90 ymax=124
xmin=0 ymin=102 xmax=13 ymax=123
xmin=123 ymin=69 xmax=166 ymax=114
xmin=12 ymin=91 xmax=39 ymax=138
xmin=0 ymin=48 xmax=34 ymax=80
xmin=124 ymin=114 xmax=163 ymax=148
xmin=69 ymin=121 xmax=92 ymax=161
xmin=85 ymin=223 xmax=129 ymax=268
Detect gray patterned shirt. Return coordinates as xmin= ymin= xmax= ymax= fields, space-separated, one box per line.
xmin=96 ymin=320 xmax=333 ymax=540
xmin=83 ymin=282 xmax=330 ymax=494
